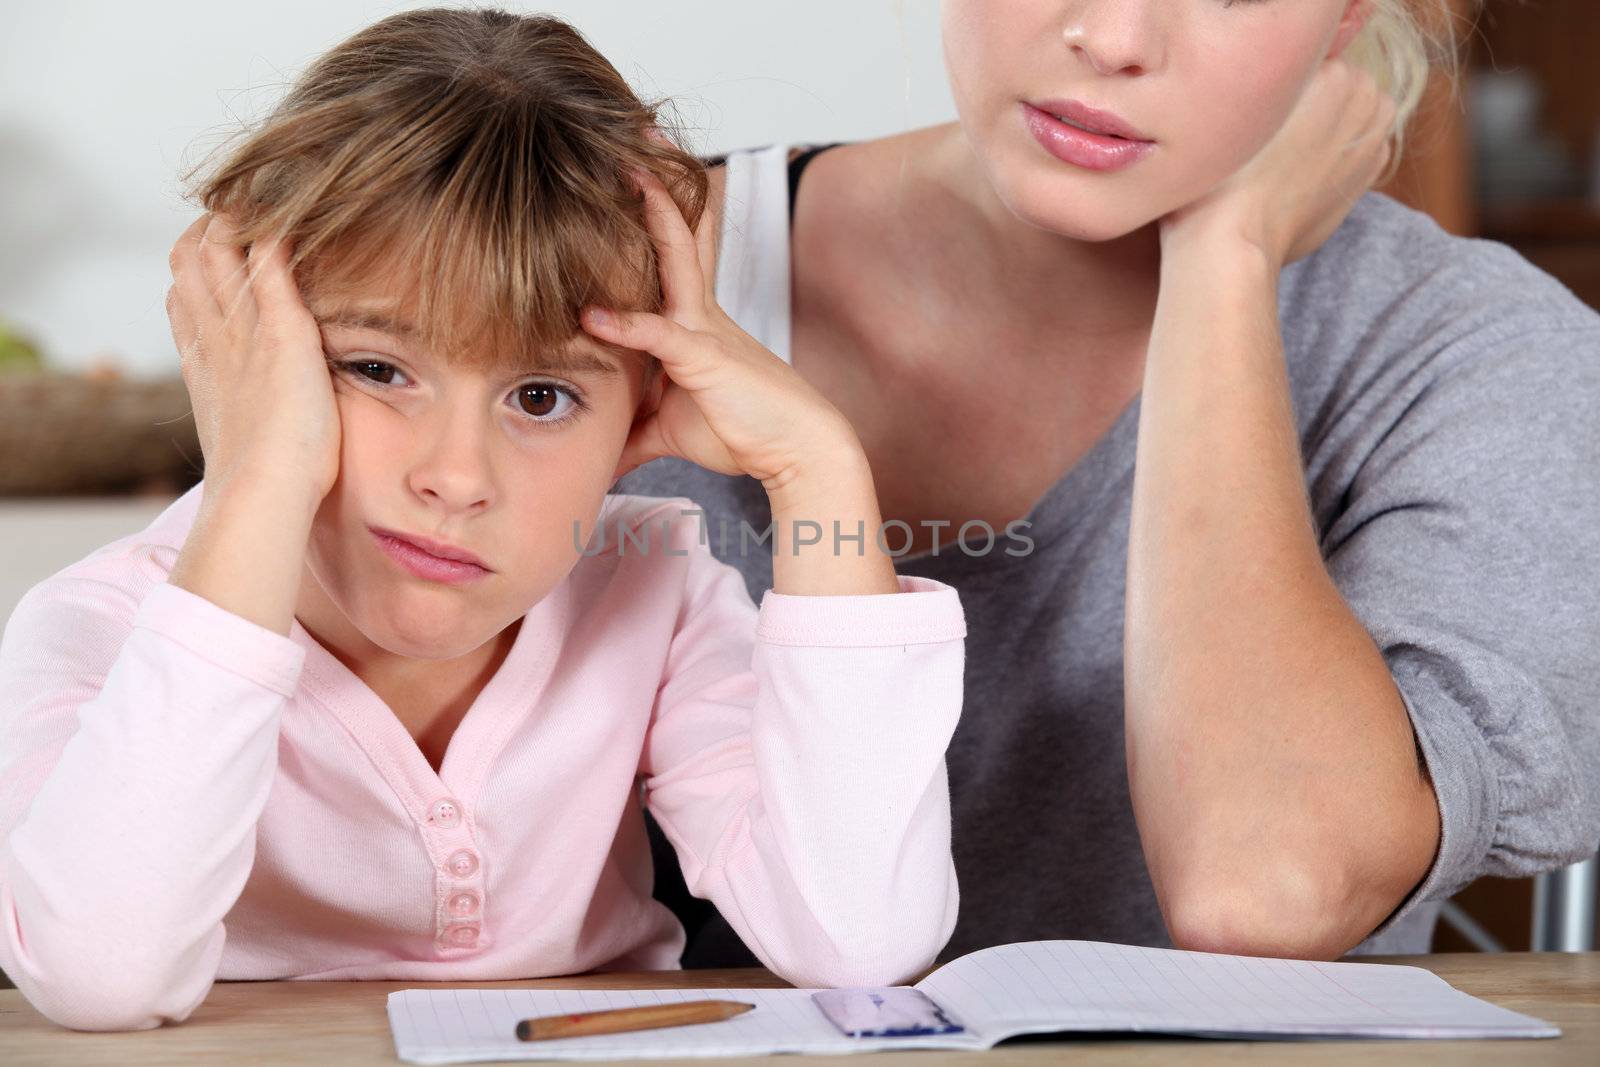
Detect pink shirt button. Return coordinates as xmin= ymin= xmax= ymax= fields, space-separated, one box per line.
xmin=447 ymin=890 xmax=480 ymax=918
xmin=444 ymin=849 xmax=479 ymax=878
xmin=429 ymin=798 xmax=462 ymax=828
xmin=444 ymin=924 xmax=479 ymax=947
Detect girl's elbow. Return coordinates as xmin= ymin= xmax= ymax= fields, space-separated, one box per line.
xmin=4 ymin=912 xmax=217 ymax=1031
xmin=17 ymin=967 xmax=203 ymax=1032
xmin=776 ymin=875 xmax=957 ymax=988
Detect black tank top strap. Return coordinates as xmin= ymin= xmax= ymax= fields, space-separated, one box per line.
xmin=787 ymin=142 xmax=846 ymax=226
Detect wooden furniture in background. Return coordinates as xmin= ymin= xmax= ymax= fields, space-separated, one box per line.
xmin=1376 ymin=0 xmax=1477 ymax=234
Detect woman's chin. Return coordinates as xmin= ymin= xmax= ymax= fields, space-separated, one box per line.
xmin=994 ymin=174 xmax=1168 ymax=244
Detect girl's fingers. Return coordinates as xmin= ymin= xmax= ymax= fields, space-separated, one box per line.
xmin=692 ymin=190 xmax=719 ymax=305
xmin=581 ymin=306 xmax=708 ymax=376
xmin=165 ymin=285 xmax=197 ymax=362
xmin=199 ymin=213 xmax=254 ymax=329
xmin=634 ymin=168 xmax=706 ymax=318
xmin=168 ymin=213 xmax=225 ymax=352
xmin=245 ymin=233 xmax=317 ymax=338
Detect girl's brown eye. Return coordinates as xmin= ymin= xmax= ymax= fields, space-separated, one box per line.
xmin=350 ymin=360 xmax=398 ymax=385
xmin=519 ymin=384 xmax=559 ymax=417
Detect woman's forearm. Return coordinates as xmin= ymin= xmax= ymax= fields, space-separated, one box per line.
xmin=1123 ymin=233 xmax=1439 ymax=959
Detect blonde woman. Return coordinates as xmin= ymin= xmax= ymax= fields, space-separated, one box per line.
xmin=614 ymin=0 xmax=1600 ymax=964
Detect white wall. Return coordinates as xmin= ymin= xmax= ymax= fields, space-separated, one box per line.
xmin=0 ymin=1 xmax=953 ymax=378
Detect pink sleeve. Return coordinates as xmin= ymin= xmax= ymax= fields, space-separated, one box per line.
xmin=640 ymin=546 xmax=966 ymax=989
xmin=0 ymin=575 xmax=304 ymax=1031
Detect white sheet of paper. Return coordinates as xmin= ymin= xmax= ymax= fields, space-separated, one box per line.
xmin=386 ymin=941 xmax=1559 ymax=1064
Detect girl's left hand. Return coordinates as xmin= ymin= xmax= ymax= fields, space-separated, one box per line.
xmin=1160 ymin=55 xmax=1395 ymax=267
xmin=580 ymin=169 xmax=860 ymax=489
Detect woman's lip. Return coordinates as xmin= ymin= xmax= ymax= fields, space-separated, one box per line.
xmin=1031 ymin=97 xmax=1152 ymax=142
xmin=1021 ymin=102 xmax=1156 ymax=173
xmin=370 ymin=528 xmax=491 ymax=585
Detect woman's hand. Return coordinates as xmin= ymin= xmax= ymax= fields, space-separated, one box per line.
xmin=165 ymin=212 xmax=340 ymax=509
xmin=1160 ymin=55 xmax=1395 ymax=267
xmin=579 ymin=170 xmax=863 ymax=496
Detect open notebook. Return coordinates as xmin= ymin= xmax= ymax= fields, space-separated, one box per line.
xmin=386 ymin=940 xmax=1558 ymax=1064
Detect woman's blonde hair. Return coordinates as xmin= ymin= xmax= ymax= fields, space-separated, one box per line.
xmin=181 ymin=6 xmax=706 ymax=376
xmin=1341 ymin=0 xmax=1481 ymax=177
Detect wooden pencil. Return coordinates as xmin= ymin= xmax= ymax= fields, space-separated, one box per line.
xmin=514 ymin=999 xmax=756 ymax=1041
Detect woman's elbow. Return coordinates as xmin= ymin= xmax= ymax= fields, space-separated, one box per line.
xmin=1160 ymin=864 xmax=1366 ymax=961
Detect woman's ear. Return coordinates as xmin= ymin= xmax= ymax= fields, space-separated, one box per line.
xmin=1327 ymin=0 xmax=1373 ymax=59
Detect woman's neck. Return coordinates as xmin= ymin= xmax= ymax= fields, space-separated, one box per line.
xmin=905 ymin=122 xmax=1163 ymax=346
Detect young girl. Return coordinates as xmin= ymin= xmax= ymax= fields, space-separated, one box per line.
xmin=0 ymin=8 xmax=965 ymax=1031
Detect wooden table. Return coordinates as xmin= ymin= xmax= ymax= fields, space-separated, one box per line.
xmin=2 ymin=953 xmax=1597 ymax=1065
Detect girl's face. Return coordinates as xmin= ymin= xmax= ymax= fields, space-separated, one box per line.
xmin=298 ymin=279 xmax=654 ymax=664
xmin=941 ymin=0 xmax=1368 ymax=241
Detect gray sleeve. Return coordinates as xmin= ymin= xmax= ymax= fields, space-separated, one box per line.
xmin=1319 ymin=319 xmax=1600 ymax=942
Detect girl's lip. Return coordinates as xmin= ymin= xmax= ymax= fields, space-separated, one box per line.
xmin=371 ymin=528 xmax=491 ymax=585
xmin=1020 ymin=102 xmax=1157 ymax=173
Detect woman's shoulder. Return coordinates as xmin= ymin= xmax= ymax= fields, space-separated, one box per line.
xmin=1285 ymin=192 xmax=1599 ymax=343
xmin=1279 ymin=190 xmax=1600 ymax=437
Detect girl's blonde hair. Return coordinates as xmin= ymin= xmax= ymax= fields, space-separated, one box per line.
xmin=1341 ymin=0 xmax=1481 ymax=177
xmin=181 ymin=6 xmax=706 ymax=377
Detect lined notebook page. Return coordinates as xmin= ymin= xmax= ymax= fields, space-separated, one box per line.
xmin=915 ymin=941 xmax=1560 ymax=1041
xmin=387 ymin=940 xmax=1558 ymax=1064
xmin=386 ymin=986 xmax=978 ymax=1064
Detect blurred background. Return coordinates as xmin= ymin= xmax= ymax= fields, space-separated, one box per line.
xmin=0 ymin=0 xmax=1595 ymax=961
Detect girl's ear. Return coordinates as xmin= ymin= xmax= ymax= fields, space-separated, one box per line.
xmin=637 ymin=364 xmax=666 ymax=416
xmin=1327 ymin=0 xmax=1373 ymax=59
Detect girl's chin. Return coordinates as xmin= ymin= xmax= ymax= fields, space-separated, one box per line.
xmin=360 ymin=625 xmax=485 ymax=663
xmin=351 ymin=597 xmax=495 ymax=659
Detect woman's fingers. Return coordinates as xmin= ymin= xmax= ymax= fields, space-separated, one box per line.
xmin=633 ymin=167 xmax=706 ymax=319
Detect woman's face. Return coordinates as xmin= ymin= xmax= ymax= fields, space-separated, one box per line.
xmin=941 ymin=0 xmax=1367 ymax=241
xmin=297 ymin=275 xmax=654 ymax=664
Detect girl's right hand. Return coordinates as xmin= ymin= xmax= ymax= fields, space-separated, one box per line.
xmin=165 ymin=212 xmax=341 ymax=508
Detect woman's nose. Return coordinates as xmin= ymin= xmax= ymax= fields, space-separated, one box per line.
xmin=1062 ymin=0 xmax=1164 ymax=78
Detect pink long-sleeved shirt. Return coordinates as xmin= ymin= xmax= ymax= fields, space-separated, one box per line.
xmin=0 ymin=484 xmax=965 ymax=1031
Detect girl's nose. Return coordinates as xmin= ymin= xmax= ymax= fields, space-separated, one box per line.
xmin=407 ymin=412 xmax=495 ymax=514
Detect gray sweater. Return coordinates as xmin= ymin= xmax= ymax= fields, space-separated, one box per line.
xmin=616 ymin=143 xmax=1600 ymax=962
